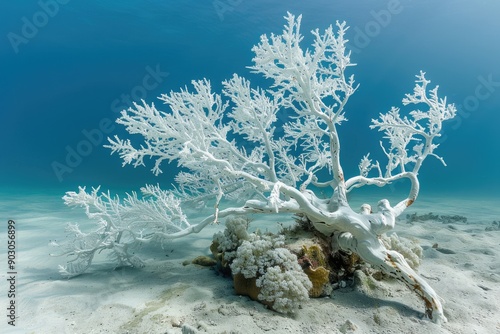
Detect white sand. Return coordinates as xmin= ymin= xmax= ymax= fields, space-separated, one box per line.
xmin=1 ymin=193 xmax=499 ymax=334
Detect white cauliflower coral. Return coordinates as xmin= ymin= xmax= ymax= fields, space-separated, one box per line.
xmin=256 ymin=262 xmax=312 ymax=314
xmin=212 ymin=216 xmax=251 ymax=262
xmin=229 ymin=232 xmax=312 ymax=313
xmin=230 ymin=233 xmax=285 ymax=278
xmin=380 ymin=233 xmax=423 ymax=269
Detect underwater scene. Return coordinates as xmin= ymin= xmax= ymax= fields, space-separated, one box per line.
xmin=1 ymin=1 xmax=500 ymax=333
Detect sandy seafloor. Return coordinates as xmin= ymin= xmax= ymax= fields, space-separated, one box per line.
xmin=1 ymin=191 xmax=499 ymax=334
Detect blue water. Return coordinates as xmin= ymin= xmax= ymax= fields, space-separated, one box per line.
xmin=1 ymin=0 xmax=500 ymax=198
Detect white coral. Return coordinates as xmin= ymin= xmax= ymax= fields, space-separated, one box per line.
xmin=256 ymin=265 xmax=312 ymax=314
xmin=212 ymin=217 xmax=251 ymax=263
xmin=213 ymin=217 xmax=250 ymax=251
xmin=229 ymin=231 xmax=311 ymax=314
xmin=59 ymin=12 xmax=456 ymax=323
xmin=53 ymin=185 xmax=189 ymax=277
xmin=230 ymin=233 xmax=285 ymax=278
xmin=381 ymin=233 xmax=423 ymax=269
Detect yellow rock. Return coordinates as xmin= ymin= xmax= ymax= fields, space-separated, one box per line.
xmin=303 ymin=266 xmax=330 ymax=297
xmin=191 ymin=255 xmax=217 ymax=267
xmin=233 ymin=273 xmax=274 ymax=309
xmin=302 ymin=244 xmax=327 ymax=268
xmin=209 ymin=240 xmax=219 ymax=257
xmin=209 ymin=240 xmax=232 ymax=275
xmin=299 ymin=244 xmax=331 ymax=297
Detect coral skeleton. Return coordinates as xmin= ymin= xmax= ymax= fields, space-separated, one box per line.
xmin=56 ymin=13 xmax=457 ymax=323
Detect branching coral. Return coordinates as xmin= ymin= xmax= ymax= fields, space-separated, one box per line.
xmin=57 ymin=12 xmax=457 ymax=323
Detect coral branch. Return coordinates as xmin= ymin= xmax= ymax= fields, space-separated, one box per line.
xmin=57 ymin=13 xmax=457 ymax=323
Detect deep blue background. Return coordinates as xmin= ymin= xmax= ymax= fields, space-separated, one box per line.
xmin=1 ymin=0 xmax=499 ymax=198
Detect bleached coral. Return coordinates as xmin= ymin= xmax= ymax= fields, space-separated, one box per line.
xmin=216 ymin=219 xmax=312 ymax=313
xmin=230 ymin=234 xmax=287 ymax=278
xmin=229 ymin=232 xmax=312 ymax=313
xmin=52 ymin=185 xmax=191 ymax=277
xmin=380 ymin=233 xmax=423 ymax=269
xmin=59 ymin=12 xmax=458 ymax=323
xmin=212 ymin=217 xmax=250 ymax=262
xmin=256 ymin=265 xmax=312 ymax=314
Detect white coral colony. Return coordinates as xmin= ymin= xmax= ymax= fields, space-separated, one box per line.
xmin=56 ymin=13 xmax=456 ymax=324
